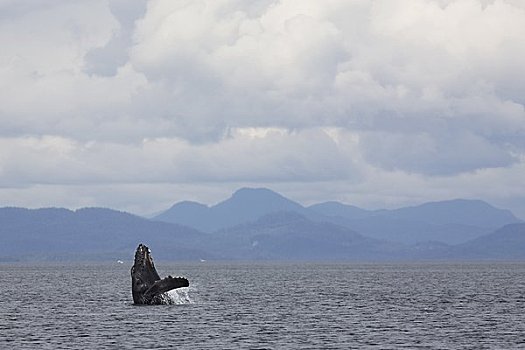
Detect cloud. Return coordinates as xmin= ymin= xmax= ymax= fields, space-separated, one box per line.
xmin=83 ymin=0 xmax=147 ymax=76
xmin=0 ymin=0 xmax=143 ymax=140
xmin=359 ymin=130 xmax=516 ymax=175
xmin=0 ymin=127 xmax=359 ymax=187
xmin=127 ymin=0 xmax=525 ymax=171
xmin=0 ymin=0 xmax=524 ymax=216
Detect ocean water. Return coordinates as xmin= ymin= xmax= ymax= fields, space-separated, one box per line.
xmin=1 ymin=262 xmax=524 ymax=349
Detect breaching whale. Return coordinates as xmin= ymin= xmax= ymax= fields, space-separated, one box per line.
xmin=131 ymin=243 xmax=189 ymax=305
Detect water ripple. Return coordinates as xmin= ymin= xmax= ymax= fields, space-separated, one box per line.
xmin=1 ymin=262 xmax=525 ymax=349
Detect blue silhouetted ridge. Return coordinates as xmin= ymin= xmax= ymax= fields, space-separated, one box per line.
xmin=154 ymin=187 xmax=314 ymax=232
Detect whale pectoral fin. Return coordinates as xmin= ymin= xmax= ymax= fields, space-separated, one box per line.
xmin=144 ymin=276 xmax=189 ymax=297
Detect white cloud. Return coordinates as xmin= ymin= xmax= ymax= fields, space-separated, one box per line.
xmin=0 ymin=127 xmax=359 ymax=186
xmin=0 ymin=0 xmax=524 ymax=217
xmin=359 ymin=130 xmax=516 ymax=175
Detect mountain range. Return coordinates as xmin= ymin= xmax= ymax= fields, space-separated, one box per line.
xmin=1 ymin=187 xmax=523 ymax=261
xmin=154 ymin=188 xmax=519 ymax=244
xmin=154 ymin=188 xmax=317 ymax=232
xmin=0 ymin=207 xmax=209 ymax=261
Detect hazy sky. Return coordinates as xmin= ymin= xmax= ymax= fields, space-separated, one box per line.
xmin=1 ymin=0 xmax=524 ymax=218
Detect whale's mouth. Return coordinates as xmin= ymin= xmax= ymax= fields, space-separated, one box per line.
xmin=132 ymin=244 xmax=161 ymax=282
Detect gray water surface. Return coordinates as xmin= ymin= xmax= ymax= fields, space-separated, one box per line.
xmin=1 ymin=262 xmax=525 ymax=349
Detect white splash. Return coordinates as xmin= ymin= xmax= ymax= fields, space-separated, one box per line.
xmin=167 ymin=287 xmax=194 ymax=304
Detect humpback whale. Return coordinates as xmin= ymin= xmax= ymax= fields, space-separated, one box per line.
xmin=131 ymin=244 xmax=189 ymax=305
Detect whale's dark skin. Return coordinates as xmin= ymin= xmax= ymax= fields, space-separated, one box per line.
xmin=131 ymin=244 xmax=189 ymax=305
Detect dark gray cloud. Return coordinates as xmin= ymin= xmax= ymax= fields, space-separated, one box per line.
xmin=84 ymin=0 xmax=147 ymax=76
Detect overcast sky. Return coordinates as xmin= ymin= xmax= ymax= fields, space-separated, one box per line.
xmin=1 ymin=0 xmax=524 ymax=218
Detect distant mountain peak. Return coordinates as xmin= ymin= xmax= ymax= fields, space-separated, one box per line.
xmin=215 ymin=187 xmax=302 ymax=209
xmin=413 ymin=198 xmax=492 ymax=208
xmin=169 ymin=200 xmax=209 ymax=210
xmin=230 ymin=187 xmax=288 ymax=201
xmin=154 ymin=187 xmax=314 ymax=232
xmin=388 ymin=198 xmax=518 ymax=228
xmin=308 ymin=201 xmax=372 ymax=220
xmin=234 ymin=187 xmax=272 ymax=194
